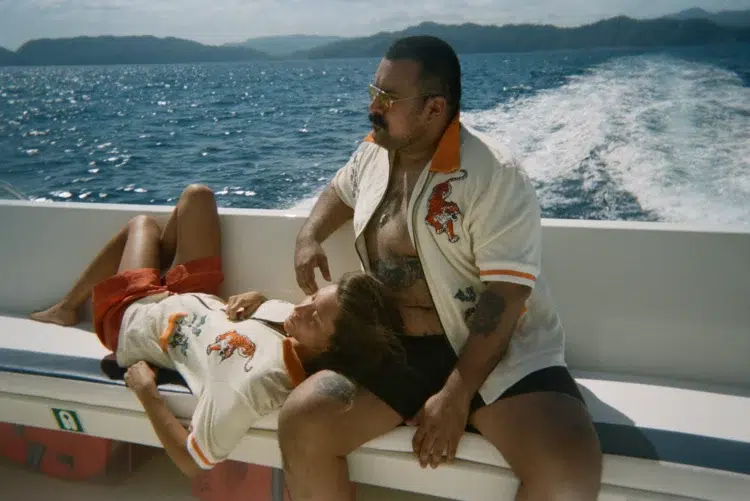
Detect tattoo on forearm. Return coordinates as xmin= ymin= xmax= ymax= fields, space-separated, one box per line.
xmin=314 ymin=372 xmax=356 ymax=404
xmin=372 ymin=256 xmax=425 ymax=290
xmin=468 ymin=290 xmax=507 ymax=335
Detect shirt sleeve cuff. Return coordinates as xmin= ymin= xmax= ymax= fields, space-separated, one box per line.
xmin=187 ymin=432 xmax=217 ymax=471
xmin=477 ymin=262 xmax=538 ymax=289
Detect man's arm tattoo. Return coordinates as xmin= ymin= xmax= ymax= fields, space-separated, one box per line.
xmin=313 ymin=372 xmax=356 ymax=404
xmin=467 ymin=289 xmax=507 ymax=336
xmin=372 ymin=257 xmax=425 ymax=290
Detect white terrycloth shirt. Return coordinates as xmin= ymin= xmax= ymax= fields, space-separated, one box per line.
xmin=332 ymin=117 xmax=566 ymax=404
xmin=116 ymin=293 xmax=304 ymax=470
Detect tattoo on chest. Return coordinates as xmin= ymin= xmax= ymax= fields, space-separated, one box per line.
xmin=372 ymin=256 xmax=425 ymax=290
xmin=377 ymin=210 xmax=390 ymax=228
xmin=314 ymin=372 xmax=356 ymax=404
xmin=374 ymin=189 xmax=404 ymax=229
xmin=468 ymin=290 xmax=507 ymax=335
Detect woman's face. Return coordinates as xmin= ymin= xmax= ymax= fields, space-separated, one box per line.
xmin=284 ymin=284 xmax=340 ymax=352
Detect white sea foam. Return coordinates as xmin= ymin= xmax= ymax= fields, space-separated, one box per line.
xmin=462 ymin=53 xmax=750 ymax=226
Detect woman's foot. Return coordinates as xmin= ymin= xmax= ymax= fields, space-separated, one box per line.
xmin=29 ymin=302 xmax=79 ymax=327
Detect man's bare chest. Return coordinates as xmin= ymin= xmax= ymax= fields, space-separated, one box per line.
xmin=364 ymin=168 xmax=422 ymax=259
xmin=362 ymin=168 xmax=443 ymax=334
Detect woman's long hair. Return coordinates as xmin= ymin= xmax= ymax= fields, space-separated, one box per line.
xmin=307 ymin=272 xmax=406 ymax=382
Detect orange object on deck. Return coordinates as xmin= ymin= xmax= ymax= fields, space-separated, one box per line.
xmin=0 ymin=422 xmax=148 ymax=482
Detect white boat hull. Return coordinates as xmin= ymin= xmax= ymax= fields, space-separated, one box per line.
xmin=1 ymin=199 xmax=748 ymax=500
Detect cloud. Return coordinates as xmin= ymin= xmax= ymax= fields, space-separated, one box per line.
xmin=1 ymin=0 xmax=749 ymax=49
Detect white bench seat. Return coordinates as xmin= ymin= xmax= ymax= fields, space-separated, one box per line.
xmin=1 ymin=313 xmax=748 ymax=501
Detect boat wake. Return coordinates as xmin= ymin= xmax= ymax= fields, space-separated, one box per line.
xmin=462 ymin=52 xmax=750 ymax=225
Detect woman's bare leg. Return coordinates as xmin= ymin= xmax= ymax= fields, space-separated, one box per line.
xmin=28 ymin=183 xmax=217 ymax=326
xmin=167 ymin=184 xmax=221 ymax=267
xmin=158 ymin=209 xmax=178 ymax=271
xmin=29 ymin=215 xmax=164 ymax=327
xmin=117 ymin=215 xmax=162 ymax=272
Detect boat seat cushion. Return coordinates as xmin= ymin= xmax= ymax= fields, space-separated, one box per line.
xmin=1 ymin=313 xmax=749 ymax=476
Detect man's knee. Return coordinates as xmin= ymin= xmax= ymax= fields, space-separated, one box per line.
xmin=278 ymin=371 xmax=356 ymax=458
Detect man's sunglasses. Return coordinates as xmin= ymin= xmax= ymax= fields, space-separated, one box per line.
xmin=368 ymin=84 xmax=435 ymax=113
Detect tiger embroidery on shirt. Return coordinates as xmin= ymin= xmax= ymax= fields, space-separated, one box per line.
xmin=425 ymin=170 xmax=467 ymax=243
xmin=206 ymin=330 xmax=257 ymax=372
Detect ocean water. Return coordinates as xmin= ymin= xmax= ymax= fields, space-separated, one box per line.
xmin=1 ymin=43 xmax=749 ymax=225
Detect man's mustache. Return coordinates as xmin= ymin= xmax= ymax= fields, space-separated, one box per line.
xmin=369 ymin=113 xmax=387 ymax=130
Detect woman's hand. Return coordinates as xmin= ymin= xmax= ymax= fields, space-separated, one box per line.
xmin=124 ymin=361 xmax=158 ymax=398
xmin=225 ymin=291 xmax=267 ymax=321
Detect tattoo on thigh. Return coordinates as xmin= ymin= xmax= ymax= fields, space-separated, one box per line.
xmin=468 ymin=290 xmax=506 ymax=335
xmin=314 ymin=373 xmax=356 ymax=404
xmin=372 ymin=257 xmax=425 ymax=290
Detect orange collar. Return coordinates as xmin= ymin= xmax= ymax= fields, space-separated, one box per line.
xmin=282 ymin=337 xmax=307 ymax=388
xmin=363 ymin=114 xmax=461 ymax=174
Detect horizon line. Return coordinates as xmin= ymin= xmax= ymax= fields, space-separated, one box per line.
xmin=2 ymin=9 xmax=742 ymax=52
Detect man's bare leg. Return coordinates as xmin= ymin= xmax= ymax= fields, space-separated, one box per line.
xmin=29 ymin=214 xmax=163 ymax=327
xmin=469 ymin=391 xmax=602 ymax=501
xmin=278 ymin=371 xmax=403 ymax=501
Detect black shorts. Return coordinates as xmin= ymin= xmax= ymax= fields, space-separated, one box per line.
xmin=359 ymin=334 xmax=585 ymax=423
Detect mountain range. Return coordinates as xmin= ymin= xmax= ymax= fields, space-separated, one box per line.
xmin=0 ymin=8 xmax=748 ymax=66
xmin=663 ymin=7 xmax=750 ymax=26
xmin=295 ymin=16 xmax=749 ymax=59
xmin=3 ymin=36 xmax=269 ymax=66
xmin=0 ymin=47 xmax=15 ymax=65
xmin=227 ymin=35 xmax=346 ymax=56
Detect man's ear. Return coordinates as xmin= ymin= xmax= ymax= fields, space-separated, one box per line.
xmin=426 ymin=96 xmax=447 ymax=123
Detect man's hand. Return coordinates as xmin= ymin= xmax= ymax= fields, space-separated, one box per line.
xmin=294 ymin=236 xmax=331 ymax=295
xmin=225 ymin=291 xmax=266 ymax=321
xmin=124 ymin=361 xmax=158 ymax=397
xmin=408 ymin=384 xmax=472 ymax=468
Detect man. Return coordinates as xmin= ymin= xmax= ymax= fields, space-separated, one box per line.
xmin=281 ymin=35 xmax=602 ymax=501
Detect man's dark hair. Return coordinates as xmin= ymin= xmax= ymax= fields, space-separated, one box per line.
xmin=385 ymin=35 xmax=462 ymax=119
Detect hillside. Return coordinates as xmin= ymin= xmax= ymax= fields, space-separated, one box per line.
xmin=0 ymin=47 xmax=15 ymax=65
xmin=2 ymin=12 xmax=749 ymax=66
xmin=230 ymin=35 xmax=345 ymax=56
xmin=664 ymin=8 xmax=750 ymax=27
xmin=3 ymin=35 xmax=270 ymax=66
xmin=294 ymin=16 xmax=750 ymax=59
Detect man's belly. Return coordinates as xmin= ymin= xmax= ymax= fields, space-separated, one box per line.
xmin=390 ymin=288 xmax=445 ymax=336
xmin=398 ymin=306 xmax=444 ymax=336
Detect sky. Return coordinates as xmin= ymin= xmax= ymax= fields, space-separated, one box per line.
xmin=1 ymin=0 xmax=750 ymax=50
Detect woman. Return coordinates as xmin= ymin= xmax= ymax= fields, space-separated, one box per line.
xmin=30 ymin=184 xmax=403 ymax=478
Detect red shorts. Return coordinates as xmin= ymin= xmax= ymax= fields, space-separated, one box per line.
xmin=92 ymin=256 xmax=224 ymax=353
